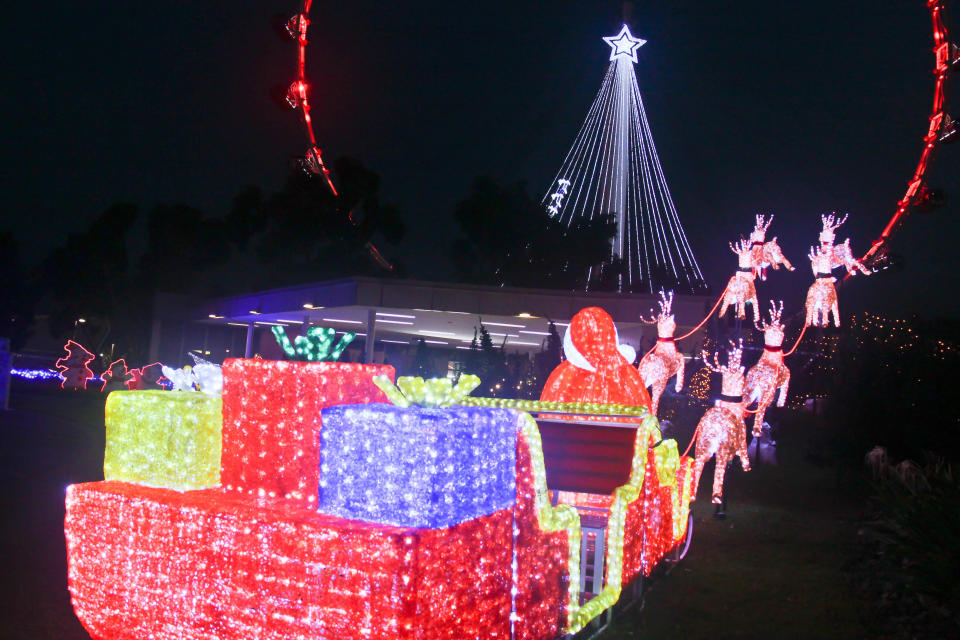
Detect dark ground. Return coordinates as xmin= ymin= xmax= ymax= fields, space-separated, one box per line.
xmin=0 ymin=380 xmax=871 ymax=639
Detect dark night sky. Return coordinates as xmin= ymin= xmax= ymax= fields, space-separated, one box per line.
xmin=2 ymin=1 xmax=957 ymax=316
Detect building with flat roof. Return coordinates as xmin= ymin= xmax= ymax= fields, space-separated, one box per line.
xmin=149 ymin=277 xmax=715 ymax=371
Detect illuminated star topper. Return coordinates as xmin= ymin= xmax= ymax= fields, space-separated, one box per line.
xmin=603 ymin=24 xmax=646 ymax=63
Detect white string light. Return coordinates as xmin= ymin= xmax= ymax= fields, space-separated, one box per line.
xmin=544 ymin=24 xmax=704 ymax=292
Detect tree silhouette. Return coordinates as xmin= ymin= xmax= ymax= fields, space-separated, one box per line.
xmin=138 ymin=203 xmax=230 ymax=293
xmin=40 ymin=203 xmax=146 ymax=358
xmin=450 ymin=176 xmax=615 ymax=289
xmin=255 ymin=159 xmax=406 ymax=286
xmin=0 ymin=231 xmax=35 ymax=350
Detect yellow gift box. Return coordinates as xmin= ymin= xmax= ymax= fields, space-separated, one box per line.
xmin=104 ymin=391 xmax=222 ymax=491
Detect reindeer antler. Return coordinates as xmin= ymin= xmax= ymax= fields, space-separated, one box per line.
xmin=757 ymin=300 xmax=785 ymax=332
xmin=821 ymin=212 xmax=849 ymax=233
xmin=755 ymin=214 xmax=773 ymax=233
xmin=727 ymin=339 xmax=744 ymax=371
xmin=640 ymin=289 xmax=675 ymax=324
xmin=702 ymin=349 xmax=724 ymax=373
xmin=730 ymin=238 xmax=750 ymax=254
xmin=660 ymin=290 xmax=674 ymax=316
xmin=769 ymin=300 xmax=784 ymax=325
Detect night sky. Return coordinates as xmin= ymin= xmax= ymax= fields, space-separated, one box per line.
xmin=2 ymin=1 xmax=957 ymax=316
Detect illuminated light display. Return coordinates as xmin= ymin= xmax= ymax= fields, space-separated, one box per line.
xmin=55 ymin=340 xmax=94 ymax=390
xmin=66 ymin=482 xmax=514 ymax=640
xmin=373 ymin=374 xmax=481 ymax=408
xmin=639 ymin=290 xmax=685 ymax=416
xmin=860 ymin=1 xmax=954 ymax=269
xmin=758 ymin=236 xmax=794 ymax=277
xmin=220 ymin=359 xmax=394 ymax=504
xmin=10 ymin=367 xmax=61 ymax=381
xmin=602 ymin=23 xmax=646 ymax=63
xmin=744 ymin=301 xmax=790 ymax=436
xmin=541 ymin=307 xmax=651 ymax=410
xmin=545 ymin=178 xmax=571 ymax=216
xmin=544 ymin=24 xmax=704 ymax=292
xmin=100 ymin=359 xmax=134 ymax=392
xmin=691 ymin=341 xmax=751 ymax=504
xmin=719 ymin=239 xmax=759 ymax=321
xmin=271 ymin=324 xmax=355 ymax=361
xmin=161 ymin=364 xmax=197 ymax=391
xmin=746 ymin=215 xmax=794 ymax=280
xmin=127 ymin=362 xmax=163 ymax=390
xmin=318 ymin=403 xmax=517 ymax=528
xmin=103 ymin=390 xmax=222 ymax=491
xmin=68 ymin=354 xmax=696 ymax=638
xmin=467 ymin=398 xmax=693 ymax=633
xmin=283 ymin=2 xmax=393 ymax=272
xmin=818 ymin=212 xmax=848 ymax=246
xmin=747 ymin=214 xmax=773 ymax=277
xmin=188 ymin=353 xmax=223 ymax=394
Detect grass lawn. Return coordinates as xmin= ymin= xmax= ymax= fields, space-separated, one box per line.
xmin=604 ymin=412 xmax=870 ymax=639
xmin=0 ymin=382 xmax=870 ymax=639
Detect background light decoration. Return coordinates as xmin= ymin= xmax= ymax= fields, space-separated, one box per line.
xmin=10 ymin=367 xmax=62 ymax=381
xmin=161 ymin=364 xmax=197 ymax=391
xmin=719 ymin=238 xmax=760 ymax=321
xmin=638 ymin=290 xmax=685 ymax=416
xmin=103 ymin=390 xmax=222 ymax=491
xmin=541 ymin=307 xmax=651 ymax=409
xmin=127 ymin=362 xmax=164 ymax=390
xmin=744 ymin=301 xmax=790 ymax=436
xmin=545 ymin=178 xmax=570 ymax=216
xmin=55 ymin=340 xmax=94 ymax=390
xmin=691 ymin=341 xmax=751 ymax=504
xmin=543 ymin=24 xmax=705 ymax=293
xmin=188 ymin=354 xmax=223 ymax=394
xmin=100 ymin=359 xmax=134 ymax=392
xmin=271 ymin=324 xmax=355 ymax=361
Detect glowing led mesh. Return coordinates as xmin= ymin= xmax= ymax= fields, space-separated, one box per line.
xmin=220 ymin=359 xmax=394 ymax=503
xmin=540 ymin=307 xmax=651 ymax=409
xmin=318 ymin=404 xmax=517 ymax=528
xmin=65 ymin=482 xmax=512 ymax=640
xmin=638 ymin=290 xmax=685 ymax=417
xmin=69 ymin=358 xmax=695 ymax=639
xmin=103 ymin=390 xmax=222 ymax=491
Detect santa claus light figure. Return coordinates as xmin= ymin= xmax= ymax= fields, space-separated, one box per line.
xmin=540 ymin=307 xmax=651 ymax=409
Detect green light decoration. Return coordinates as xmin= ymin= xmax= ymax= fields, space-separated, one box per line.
xmin=271 ymin=325 xmax=354 ymax=362
xmin=373 ymin=375 xmax=482 ymax=408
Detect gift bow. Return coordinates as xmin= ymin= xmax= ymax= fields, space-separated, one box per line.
xmin=373 ymin=375 xmax=481 ymax=408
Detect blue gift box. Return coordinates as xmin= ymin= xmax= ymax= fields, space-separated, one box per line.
xmin=318 ymin=404 xmax=517 ymax=528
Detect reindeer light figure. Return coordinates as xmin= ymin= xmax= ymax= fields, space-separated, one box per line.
xmin=719 ymin=239 xmax=759 ymax=321
xmin=744 ymin=301 xmax=790 ymax=436
xmin=747 ymin=214 xmax=795 ymax=280
xmin=818 ymin=212 xmax=871 ymax=274
xmin=805 ymin=245 xmax=840 ymax=327
xmin=638 ymin=290 xmax=685 ymax=417
xmin=818 ymin=212 xmax=848 ymax=250
xmin=805 ymin=213 xmax=871 ymax=327
xmin=748 ymin=214 xmax=773 ymax=277
xmin=692 ymin=340 xmax=751 ymax=505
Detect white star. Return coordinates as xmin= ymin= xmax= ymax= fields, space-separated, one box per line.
xmin=602 ymin=24 xmax=646 ymax=64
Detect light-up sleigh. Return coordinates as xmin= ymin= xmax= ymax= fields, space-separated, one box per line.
xmin=65 ymin=360 xmax=695 ymax=639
